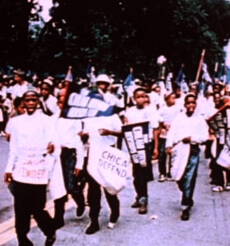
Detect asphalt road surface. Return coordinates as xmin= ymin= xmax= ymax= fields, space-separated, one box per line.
xmin=1 ymin=137 xmax=230 ymax=246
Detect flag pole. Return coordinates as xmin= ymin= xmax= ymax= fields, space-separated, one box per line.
xmin=195 ymin=49 xmax=206 ymax=82
xmin=59 ymin=66 xmax=73 ymax=117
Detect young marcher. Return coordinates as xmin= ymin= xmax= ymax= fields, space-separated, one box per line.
xmin=166 ymin=93 xmax=209 ymax=221
xmin=40 ymin=79 xmax=59 ymax=116
xmin=10 ymin=97 xmax=25 ymax=117
xmin=209 ymin=92 xmax=230 ymax=192
xmin=124 ymin=87 xmax=160 ymax=214
xmin=88 ymin=74 xmax=124 ymax=108
xmin=4 ymin=88 xmax=56 ymax=246
xmin=7 ymin=69 xmax=29 ymax=99
xmin=51 ymin=95 xmax=86 ymax=229
xmin=158 ymin=92 xmax=180 ymax=182
xmin=81 ymin=114 xmax=122 ymax=234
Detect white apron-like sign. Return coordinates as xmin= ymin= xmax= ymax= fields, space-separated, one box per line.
xmin=87 ymin=141 xmax=130 ymax=195
xmin=170 ymin=142 xmax=190 ymax=181
xmin=13 ymin=149 xmax=54 ymax=185
xmin=217 ymin=144 xmax=230 ymax=170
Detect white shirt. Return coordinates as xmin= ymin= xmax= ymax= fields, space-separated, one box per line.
xmin=158 ymin=104 xmax=181 ymax=138
xmin=175 ymin=96 xmax=185 ymax=112
xmin=147 ymin=92 xmax=160 ymax=110
xmin=166 ymin=112 xmax=209 ymax=148
xmin=41 ymin=94 xmax=58 ymax=115
xmin=98 ymin=89 xmax=124 ymax=108
xmin=5 ymin=111 xmax=55 ymax=184
xmin=125 ymin=105 xmax=159 ymax=129
xmin=125 ymin=105 xmax=160 ymax=140
xmin=0 ymin=86 xmax=7 ymax=99
xmin=53 ymin=116 xmax=85 ymax=169
xmin=7 ymin=82 xmax=29 ymax=99
xmin=195 ymin=94 xmax=216 ymax=119
xmin=83 ymin=114 xmax=122 ymax=146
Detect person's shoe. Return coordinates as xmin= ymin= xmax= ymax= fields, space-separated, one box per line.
xmin=18 ymin=236 xmax=33 ymax=246
xmin=158 ymin=174 xmax=165 ymax=182
xmin=166 ymin=173 xmax=173 ymax=181
xmin=131 ymin=200 xmax=141 ymax=208
xmin=138 ymin=204 xmax=148 ymax=214
xmin=181 ymin=208 xmax=190 ymax=221
xmin=224 ymin=185 xmax=230 ymax=191
xmin=76 ymin=204 xmax=85 ymax=218
xmin=212 ymin=186 xmax=224 ymax=192
xmin=45 ymin=233 xmax=56 ymax=246
xmin=85 ymin=222 xmax=100 ymax=235
xmin=107 ymin=222 xmax=116 ymax=229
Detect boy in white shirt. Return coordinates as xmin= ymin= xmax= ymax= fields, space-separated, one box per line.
xmin=81 ymin=114 xmax=122 ymax=234
xmin=51 ymin=96 xmax=85 ymax=229
xmin=4 ymin=89 xmax=56 ymax=246
xmin=158 ymin=92 xmax=180 ymax=182
xmin=166 ymin=93 xmax=209 ymax=221
xmin=124 ymin=88 xmax=159 ymax=214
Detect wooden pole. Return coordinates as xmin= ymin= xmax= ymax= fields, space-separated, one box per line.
xmin=195 ymin=49 xmax=206 ymax=82
xmin=59 ymin=66 xmax=72 ymax=117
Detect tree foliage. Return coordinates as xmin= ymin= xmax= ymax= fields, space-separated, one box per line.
xmin=1 ymin=0 xmax=230 ymax=79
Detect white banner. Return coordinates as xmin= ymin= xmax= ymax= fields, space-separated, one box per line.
xmin=87 ymin=141 xmax=130 ymax=195
xmin=13 ymin=150 xmax=55 ymax=184
xmin=170 ymin=142 xmax=190 ymax=181
xmin=217 ymin=144 xmax=230 ymax=170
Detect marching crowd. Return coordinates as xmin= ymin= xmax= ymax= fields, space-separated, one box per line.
xmin=1 ymin=67 xmax=230 ymax=246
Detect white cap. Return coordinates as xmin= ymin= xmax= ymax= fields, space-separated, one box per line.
xmin=43 ymin=79 xmax=53 ymax=87
xmin=95 ymin=74 xmax=112 ymax=84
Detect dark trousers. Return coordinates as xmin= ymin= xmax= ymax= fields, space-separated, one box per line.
xmin=158 ymin=138 xmax=167 ymax=175
xmin=132 ymin=164 xmax=148 ymax=203
xmin=14 ymin=181 xmax=55 ymax=238
xmin=210 ymin=140 xmax=230 ymax=186
xmin=177 ymin=145 xmax=200 ymax=207
xmin=60 ymin=147 xmax=85 ymax=207
xmin=132 ymin=142 xmax=153 ymax=204
xmin=87 ymin=173 xmax=120 ymax=223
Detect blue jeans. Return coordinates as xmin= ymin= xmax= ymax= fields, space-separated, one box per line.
xmin=177 ymin=145 xmax=200 ymax=207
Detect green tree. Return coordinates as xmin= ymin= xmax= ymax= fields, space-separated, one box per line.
xmin=0 ymin=0 xmax=42 ymax=69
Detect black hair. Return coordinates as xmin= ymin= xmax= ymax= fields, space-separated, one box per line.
xmin=133 ymin=87 xmax=145 ymax=97
xmin=184 ymin=93 xmax=197 ymax=104
xmin=13 ymin=97 xmax=23 ymax=108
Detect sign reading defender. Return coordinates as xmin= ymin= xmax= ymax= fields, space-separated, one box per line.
xmin=122 ymin=122 xmax=151 ymax=167
xmin=87 ymin=141 xmax=130 ymax=195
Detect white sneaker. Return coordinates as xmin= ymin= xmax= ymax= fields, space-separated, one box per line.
xmin=212 ymin=186 xmax=224 ymax=192
xmin=224 ymin=185 xmax=230 ymax=191
xmin=158 ymin=175 xmax=165 ymax=182
xmin=107 ymin=222 xmax=116 ymax=229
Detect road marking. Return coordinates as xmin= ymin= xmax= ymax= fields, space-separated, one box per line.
xmin=0 ymin=198 xmax=75 ymax=245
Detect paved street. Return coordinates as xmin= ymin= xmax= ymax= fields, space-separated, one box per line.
xmin=1 ymin=137 xmax=230 ymax=246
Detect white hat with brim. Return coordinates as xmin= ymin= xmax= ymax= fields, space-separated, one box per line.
xmin=95 ymin=74 xmax=111 ymax=84
xmin=13 ymin=69 xmax=25 ymax=76
xmin=43 ymin=79 xmax=53 ymax=87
